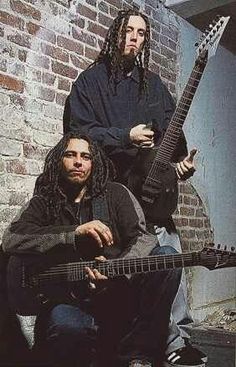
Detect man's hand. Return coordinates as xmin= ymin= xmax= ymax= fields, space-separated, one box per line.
xmin=130 ymin=124 xmax=154 ymax=148
xmin=75 ymin=220 xmax=113 ymax=248
xmin=85 ymin=255 xmax=108 ymax=290
xmin=176 ymin=148 xmax=197 ymax=180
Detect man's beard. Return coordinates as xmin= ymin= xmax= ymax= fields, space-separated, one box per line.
xmin=59 ymin=176 xmax=87 ymax=201
xmin=120 ymin=49 xmax=136 ymax=73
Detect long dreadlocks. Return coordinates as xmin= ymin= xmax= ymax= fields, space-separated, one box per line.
xmin=34 ymin=132 xmax=116 ymax=220
xmin=92 ymin=8 xmax=151 ymax=95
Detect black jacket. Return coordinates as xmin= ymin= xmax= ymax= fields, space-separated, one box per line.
xmin=2 ymin=182 xmax=157 ymax=261
xmin=64 ymin=62 xmax=188 ymax=183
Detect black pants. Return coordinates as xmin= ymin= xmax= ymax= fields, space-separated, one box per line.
xmin=34 ymin=246 xmax=182 ymax=367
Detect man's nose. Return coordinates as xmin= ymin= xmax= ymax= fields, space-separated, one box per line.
xmin=74 ymin=155 xmax=82 ymax=166
xmin=130 ymin=30 xmax=137 ymax=41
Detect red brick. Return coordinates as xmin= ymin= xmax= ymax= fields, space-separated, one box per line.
xmin=26 ymin=22 xmax=56 ymax=44
xmin=42 ymin=72 xmax=56 ymax=86
xmin=152 ymin=30 xmax=160 ymax=43
xmin=6 ymin=159 xmax=27 ymax=175
xmin=88 ymin=22 xmax=107 ymax=38
xmin=28 ymin=52 xmax=50 ymax=69
xmin=70 ymin=17 xmax=85 ymax=29
xmin=37 ymin=86 xmax=55 ymax=102
xmin=10 ymin=0 xmax=41 ymax=21
xmin=70 ymin=55 xmax=90 ymax=70
xmin=77 ymin=3 xmax=97 ymax=21
xmin=56 ymin=92 xmax=67 ymax=106
xmin=151 ymin=51 xmax=162 ymax=66
xmin=72 ymin=28 xmax=97 ymax=48
xmin=149 ymin=63 xmax=159 ymax=74
xmin=0 ymin=73 xmax=24 ymax=93
xmin=7 ymin=32 xmax=31 ymax=49
xmin=10 ymin=94 xmax=25 ymax=108
xmin=179 ymin=207 xmax=195 ymax=216
xmin=58 ymin=78 xmax=71 ymax=91
xmin=18 ymin=49 xmax=27 ymax=62
xmin=160 ymin=45 xmax=176 ymax=61
xmin=41 ymin=43 xmax=69 ymax=63
xmin=85 ymin=46 xmax=99 ymax=61
xmin=0 ymin=59 xmax=7 ymax=72
xmin=189 ymin=218 xmax=204 ymax=228
xmin=98 ymin=12 xmax=113 ymax=27
xmin=98 ymin=2 xmax=109 ymax=13
xmin=0 ymin=10 xmax=25 ymax=30
xmin=161 ymin=25 xmax=178 ymax=42
xmin=57 ymin=35 xmax=84 ymax=55
xmin=86 ymin=0 xmax=96 ymax=6
xmin=168 ymin=82 xmax=176 ymax=94
xmin=23 ymin=143 xmax=49 ymax=160
xmin=52 ymin=60 xmax=78 ymax=79
xmin=106 ymin=0 xmax=122 ymax=9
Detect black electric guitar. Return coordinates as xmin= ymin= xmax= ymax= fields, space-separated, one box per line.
xmin=7 ymin=244 xmax=235 ymax=316
xmin=129 ymin=16 xmax=230 ymax=221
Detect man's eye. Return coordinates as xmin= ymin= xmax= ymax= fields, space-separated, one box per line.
xmin=139 ymin=31 xmax=145 ymax=37
xmin=82 ymin=154 xmax=92 ymax=161
xmin=64 ymin=152 xmax=73 ymax=158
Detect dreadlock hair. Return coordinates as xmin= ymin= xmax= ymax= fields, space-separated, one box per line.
xmin=92 ymin=8 xmax=150 ymax=95
xmin=34 ymin=132 xmax=116 ymax=221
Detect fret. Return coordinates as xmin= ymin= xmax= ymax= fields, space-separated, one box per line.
xmin=163 ymin=256 xmax=166 ymax=270
xmin=147 ymin=257 xmax=151 ymax=272
xmin=181 ymin=255 xmax=185 ymax=268
xmin=172 ymin=255 xmax=175 ymax=269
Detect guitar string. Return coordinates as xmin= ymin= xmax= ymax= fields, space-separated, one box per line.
xmin=35 ymin=257 xmax=231 ymax=283
xmin=145 ymin=66 xmax=205 ymax=181
xmin=34 ymin=254 xmax=228 ymax=281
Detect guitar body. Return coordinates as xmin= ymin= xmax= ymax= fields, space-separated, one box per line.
xmin=7 ymin=255 xmax=85 ymax=316
xmin=128 ymin=147 xmax=178 ymax=220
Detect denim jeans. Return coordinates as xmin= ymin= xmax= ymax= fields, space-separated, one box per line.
xmin=34 ymin=245 xmax=181 ymax=367
xmin=154 ymin=227 xmax=194 ymax=354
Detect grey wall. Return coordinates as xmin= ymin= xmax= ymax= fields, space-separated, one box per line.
xmin=176 ymin=15 xmax=236 ymax=320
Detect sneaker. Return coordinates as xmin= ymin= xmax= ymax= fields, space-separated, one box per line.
xmin=164 ymin=344 xmax=207 ymax=367
xmin=129 ymin=359 xmax=152 ymax=367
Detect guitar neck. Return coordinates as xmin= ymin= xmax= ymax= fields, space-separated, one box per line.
xmin=154 ymin=58 xmax=207 ymax=166
xmin=36 ymin=252 xmax=202 ymax=284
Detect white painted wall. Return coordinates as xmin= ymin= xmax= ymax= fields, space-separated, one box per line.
xmin=176 ymin=15 xmax=236 ymax=320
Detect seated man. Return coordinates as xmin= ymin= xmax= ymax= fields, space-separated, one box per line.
xmin=2 ymin=132 xmax=182 ymax=367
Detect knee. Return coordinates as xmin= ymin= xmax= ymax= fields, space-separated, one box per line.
xmin=46 ymin=304 xmax=95 ymax=341
xmin=150 ymin=245 xmax=179 ymax=256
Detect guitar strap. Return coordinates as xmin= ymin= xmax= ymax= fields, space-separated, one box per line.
xmin=92 ymin=194 xmax=111 ymax=228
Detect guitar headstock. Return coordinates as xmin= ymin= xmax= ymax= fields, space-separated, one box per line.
xmin=196 ymin=16 xmax=230 ymax=62
xmin=200 ymin=243 xmax=236 ymax=270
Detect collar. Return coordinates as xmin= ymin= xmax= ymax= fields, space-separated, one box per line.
xmin=115 ymin=65 xmax=140 ymax=84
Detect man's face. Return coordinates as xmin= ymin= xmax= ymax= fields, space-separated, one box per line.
xmin=120 ymin=15 xmax=146 ymax=57
xmin=61 ymin=138 xmax=92 ymax=186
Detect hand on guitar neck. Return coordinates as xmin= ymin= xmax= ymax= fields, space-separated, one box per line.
xmin=176 ymin=148 xmax=197 ymax=180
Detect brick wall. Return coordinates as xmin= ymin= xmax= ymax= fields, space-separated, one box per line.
xmin=0 ymin=0 xmax=213 ymax=258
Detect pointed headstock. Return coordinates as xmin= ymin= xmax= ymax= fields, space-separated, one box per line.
xmin=200 ymin=243 xmax=236 ymax=270
xmin=196 ymin=16 xmax=230 ymax=64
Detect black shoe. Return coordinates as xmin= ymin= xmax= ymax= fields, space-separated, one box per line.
xmin=164 ymin=344 xmax=207 ymax=366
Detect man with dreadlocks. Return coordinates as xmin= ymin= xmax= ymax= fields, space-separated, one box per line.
xmin=3 ymin=132 xmax=183 ymax=367
xmin=63 ymin=8 xmax=207 ymax=367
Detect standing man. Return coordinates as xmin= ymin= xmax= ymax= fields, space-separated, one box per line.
xmin=63 ymin=8 xmax=207 ymax=367
xmin=3 ymin=132 xmax=182 ymax=367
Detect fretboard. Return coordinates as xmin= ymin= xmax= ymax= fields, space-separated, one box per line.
xmin=146 ymin=57 xmax=207 ymax=184
xmin=35 ymin=251 xmax=203 ymax=284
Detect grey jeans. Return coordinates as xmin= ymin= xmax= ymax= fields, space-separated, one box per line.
xmin=154 ymin=226 xmax=194 ymax=354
